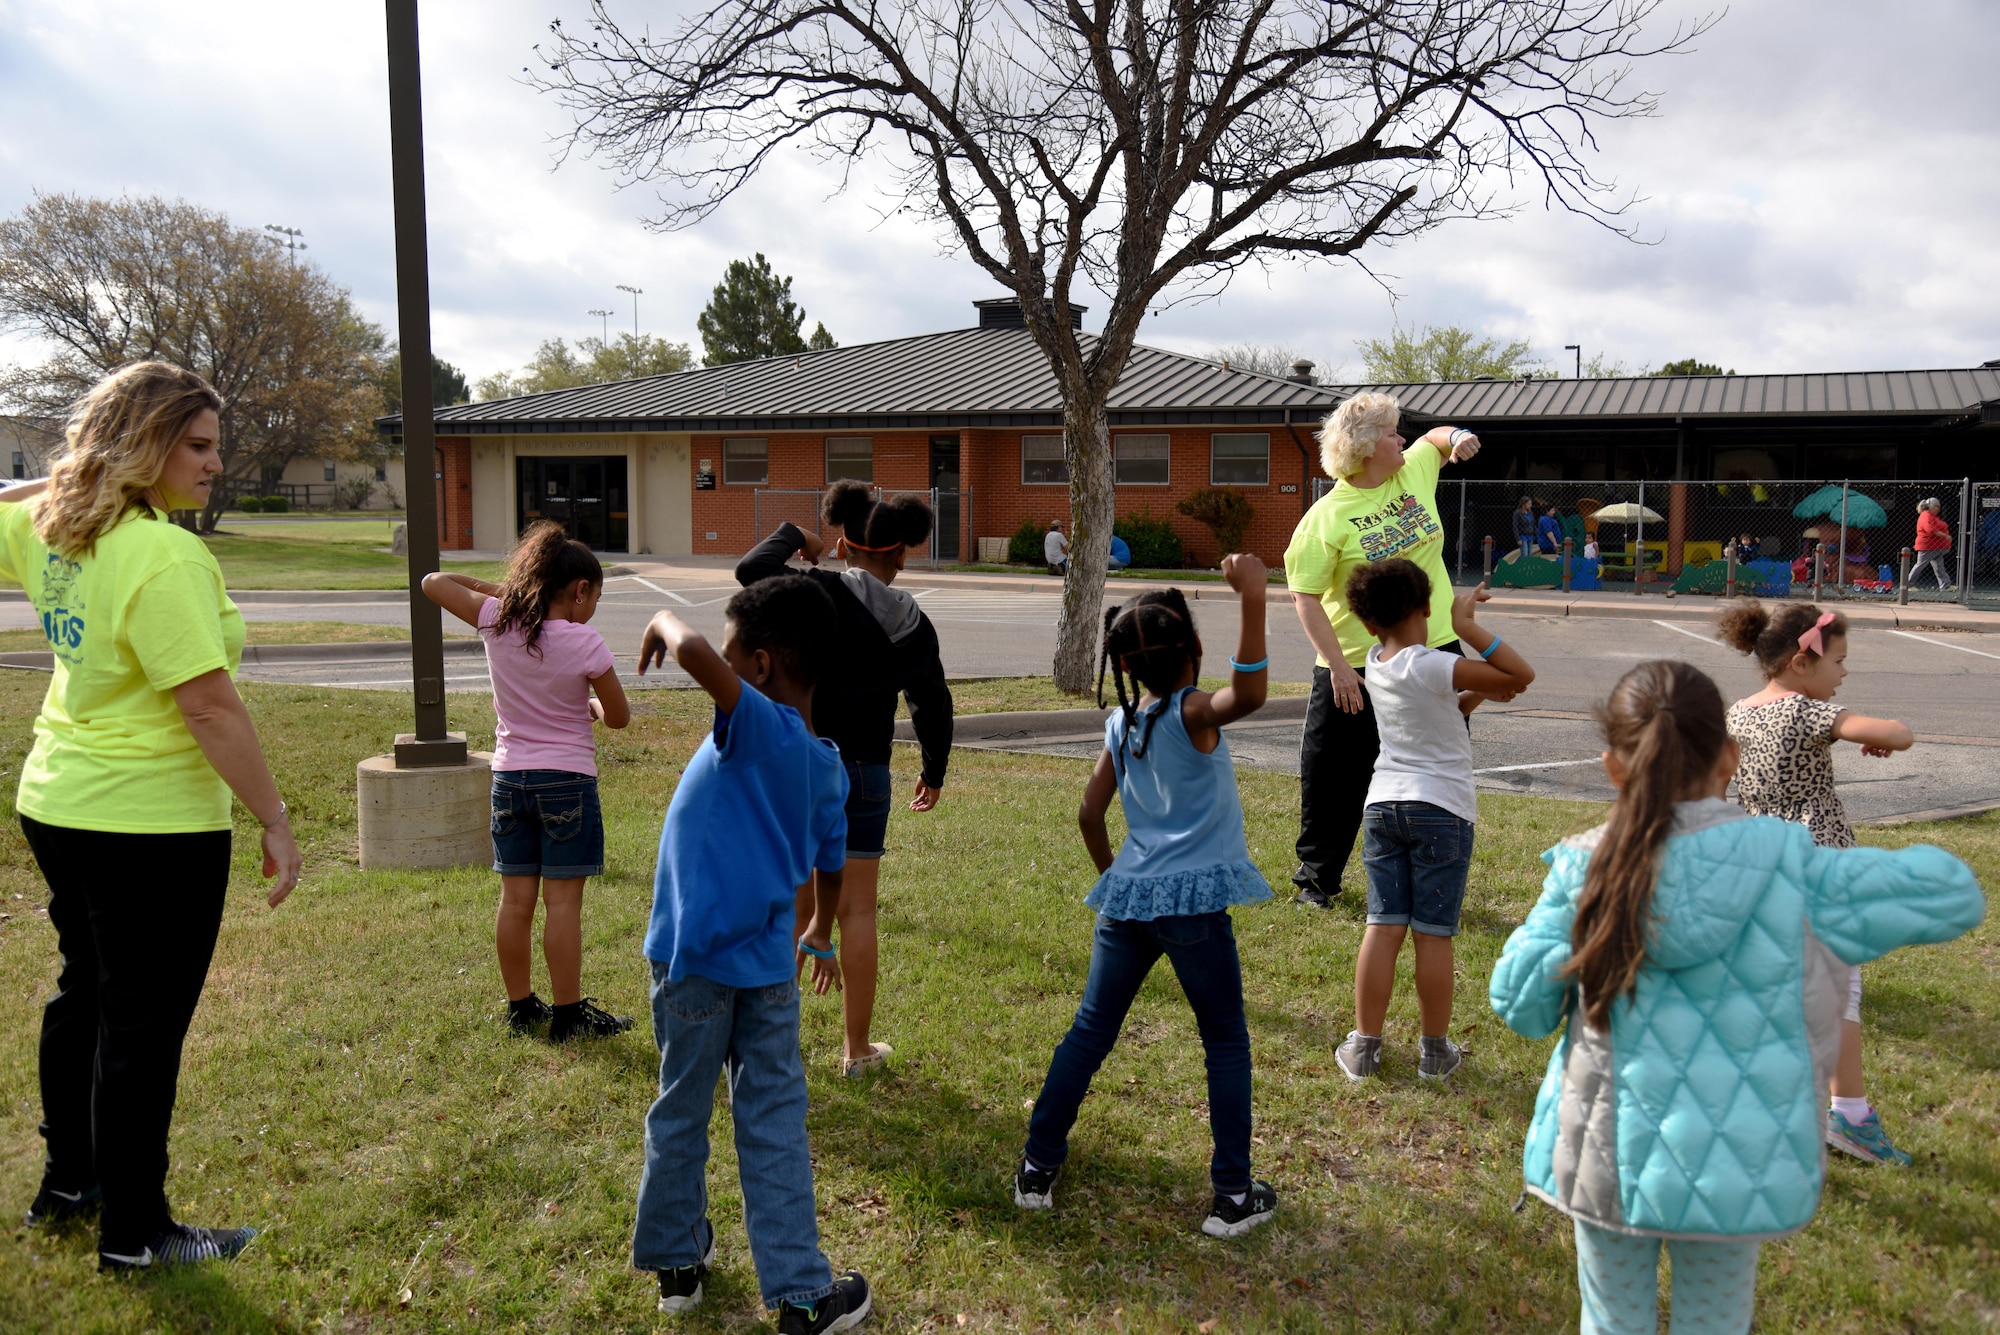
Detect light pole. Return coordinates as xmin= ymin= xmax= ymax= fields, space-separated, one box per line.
xmin=588 ymin=308 xmax=613 ymax=344
xmin=264 ymin=224 xmax=308 ymax=265
xmin=1564 ymin=344 xmax=1581 ymax=379
xmin=616 ymin=284 xmax=643 ymax=340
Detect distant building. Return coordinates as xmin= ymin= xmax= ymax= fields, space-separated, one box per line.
xmin=2 ymin=416 xmax=60 ymax=481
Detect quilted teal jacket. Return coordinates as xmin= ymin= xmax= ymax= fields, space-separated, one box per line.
xmin=1490 ymin=799 xmax=1984 ymax=1241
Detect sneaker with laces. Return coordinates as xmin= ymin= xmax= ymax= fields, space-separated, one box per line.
xmin=550 ymin=997 xmax=635 ymax=1042
xmin=1418 ymin=1036 xmax=1464 ymax=1081
xmin=25 ymin=1183 xmax=101 ymax=1227
xmin=1826 ymin=1108 xmax=1912 ymax=1166
xmin=1013 ymin=1156 xmax=1059 ymax=1210
xmin=1334 ymin=1031 xmax=1381 ymax=1081
xmin=100 ymin=1221 xmax=257 ymax=1271
xmin=507 ymin=992 xmax=553 ymax=1035
xmin=656 ymin=1231 xmax=719 ymax=1314
xmin=776 ymin=1270 xmax=872 ymax=1333
xmin=1202 ymin=1181 xmax=1277 ymax=1238
xmin=1292 ymin=869 xmax=1337 ymax=908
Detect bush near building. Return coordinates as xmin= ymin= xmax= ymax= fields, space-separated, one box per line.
xmin=1115 ymin=511 xmax=1184 ymax=568
xmin=1177 ymin=487 xmax=1256 ymax=557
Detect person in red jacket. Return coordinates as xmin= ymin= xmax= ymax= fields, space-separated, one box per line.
xmin=1911 ymin=497 xmax=1954 ymax=589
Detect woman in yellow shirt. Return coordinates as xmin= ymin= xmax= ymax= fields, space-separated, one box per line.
xmin=0 ymin=361 xmax=299 ymax=1271
xmin=1282 ymin=392 xmax=1481 ymax=905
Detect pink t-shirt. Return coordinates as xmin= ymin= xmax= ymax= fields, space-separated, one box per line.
xmin=478 ymin=597 xmax=615 ymax=776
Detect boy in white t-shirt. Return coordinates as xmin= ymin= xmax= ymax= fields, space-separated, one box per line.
xmin=1334 ymin=562 xmax=1535 ymax=1082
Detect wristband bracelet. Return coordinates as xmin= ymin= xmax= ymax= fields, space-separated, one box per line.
xmin=1229 ymin=656 xmax=1269 ymax=673
xmin=1449 ymin=428 xmax=1472 ymax=448
xmin=1478 ymin=636 xmax=1502 ymax=661
xmin=796 ymin=937 xmax=836 ymax=960
xmin=260 ymin=801 xmax=287 ymax=828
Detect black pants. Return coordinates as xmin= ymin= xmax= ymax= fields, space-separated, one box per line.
xmin=1294 ymin=642 xmax=1463 ymax=891
xmin=20 ymin=816 xmax=230 ymax=1250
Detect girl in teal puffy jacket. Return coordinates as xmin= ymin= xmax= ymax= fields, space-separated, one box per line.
xmin=1490 ymin=661 xmax=1983 ymax=1335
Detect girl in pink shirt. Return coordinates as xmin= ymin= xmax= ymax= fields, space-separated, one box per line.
xmin=424 ymin=522 xmax=633 ymax=1041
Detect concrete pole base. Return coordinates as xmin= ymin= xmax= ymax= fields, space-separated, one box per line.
xmin=356 ymin=751 xmax=494 ymax=871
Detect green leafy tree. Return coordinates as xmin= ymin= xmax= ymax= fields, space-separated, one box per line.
xmin=1358 ymin=326 xmax=1537 ymax=382
xmin=1176 ymin=487 xmax=1255 ymax=558
xmin=380 ymin=351 xmax=469 ymax=414
xmin=1653 ymin=357 xmax=1735 ymax=377
xmin=475 ymin=333 xmax=694 ymax=399
xmin=807 ymin=321 xmax=838 ymax=352
xmin=697 ymin=254 xmax=826 ymax=364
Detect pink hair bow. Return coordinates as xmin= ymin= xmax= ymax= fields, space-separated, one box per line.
xmin=1797 ymin=611 xmax=1837 ymax=656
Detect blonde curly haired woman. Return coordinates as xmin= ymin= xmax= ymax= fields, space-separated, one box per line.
xmin=1282 ymin=391 xmax=1482 ymax=907
xmin=0 ymin=361 xmax=299 ymax=1271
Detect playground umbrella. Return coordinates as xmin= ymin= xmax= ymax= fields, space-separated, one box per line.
xmin=1792 ymin=486 xmax=1889 ymax=528
xmin=1590 ymin=502 xmax=1665 ymax=524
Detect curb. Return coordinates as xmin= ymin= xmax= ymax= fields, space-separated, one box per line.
xmin=895 ymin=693 xmax=1310 ymax=746
xmin=0 ymin=639 xmax=482 ymax=673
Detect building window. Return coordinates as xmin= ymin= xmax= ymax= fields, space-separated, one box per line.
xmin=723 ymin=437 xmax=768 ymax=485
xmin=1209 ymin=433 xmax=1269 ymax=486
xmin=1022 ymin=434 xmax=1067 ymax=485
xmin=826 ymin=436 xmax=873 ymax=483
xmin=375 ymin=462 xmax=388 ymax=481
xmin=1114 ymin=434 xmax=1171 ymax=485
xmin=323 ymin=458 xmax=338 ymax=482
xmin=10 ymin=451 xmax=23 ymax=480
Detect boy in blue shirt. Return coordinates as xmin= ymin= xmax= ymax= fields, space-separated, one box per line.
xmin=634 ymin=575 xmax=871 ymax=1333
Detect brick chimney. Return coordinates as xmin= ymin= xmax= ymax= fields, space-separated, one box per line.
xmin=974 ymin=297 xmax=1086 ymax=331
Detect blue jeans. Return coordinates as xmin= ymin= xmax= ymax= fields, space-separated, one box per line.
xmin=490 ymin=769 xmax=604 ymax=878
xmin=1363 ymin=801 xmax=1474 ymax=936
xmin=631 ymin=966 xmax=834 ymax=1309
xmin=1025 ymin=911 xmax=1253 ymax=1193
xmin=1574 ymin=1219 xmax=1760 ymax=1334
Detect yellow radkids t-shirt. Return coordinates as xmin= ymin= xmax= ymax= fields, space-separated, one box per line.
xmin=1283 ymin=442 xmax=1457 ymax=669
xmin=0 ymin=501 xmax=245 ymax=833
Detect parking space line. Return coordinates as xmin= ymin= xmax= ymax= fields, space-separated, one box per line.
xmin=1653 ymin=619 xmax=1724 ymax=646
xmin=1473 ymin=758 xmax=1601 ymax=775
xmin=1885 ymin=629 xmax=2000 ymax=662
xmin=629 ymin=577 xmax=691 ymax=605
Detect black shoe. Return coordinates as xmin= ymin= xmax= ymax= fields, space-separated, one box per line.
xmin=1013 ymin=1156 xmax=1059 ymax=1210
xmin=100 ymin=1221 xmax=258 ymax=1271
xmin=507 ymin=992 xmax=554 ymax=1034
xmin=550 ymin=998 xmax=635 ymax=1042
xmin=25 ymin=1183 xmax=100 ymax=1227
xmin=777 ymin=1270 xmax=872 ymax=1333
xmin=1292 ymin=869 xmax=1337 ymax=907
xmin=656 ymin=1231 xmax=719 ymax=1314
xmin=1201 ymin=1181 xmax=1277 ymax=1238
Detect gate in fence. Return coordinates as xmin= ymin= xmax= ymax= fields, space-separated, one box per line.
xmin=1972 ymin=482 xmax=2000 ymax=609
xmin=750 ymin=487 xmax=970 ymax=569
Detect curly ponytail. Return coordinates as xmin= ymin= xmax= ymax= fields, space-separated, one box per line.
xmin=1096 ymin=588 xmax=1201 ymax=771
xmin=1561 ymin=660 xmax=1728 ymax=1030
xmin=493 ymin=520 xmax=603 ymax=657
xmin=822 ymin=478 xmax=932 ymax=552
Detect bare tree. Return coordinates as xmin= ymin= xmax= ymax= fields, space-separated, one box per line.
xmin=1209 ymin=343 xmax=1338 ymax=383
xmin=0 ymin=193 xmax=386 ymax=529
xmin=534 ymin=0 xmax=1703 ymax=689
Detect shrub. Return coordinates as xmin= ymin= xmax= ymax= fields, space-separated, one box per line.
xmin=1176 ymin=487 xmax=1255 ymax=558
xmin=1115 ymin=511 xmax=1184 ymax=569
xmin=235 ymin=496 xmax=263 ymax=513
xmin=259 ymin=495 xmax=290 ymax=514
xmin=1007 ymin=518 xmax=1049 ymax=565
xmin=333 ymin=475 xmax=377 ymax=510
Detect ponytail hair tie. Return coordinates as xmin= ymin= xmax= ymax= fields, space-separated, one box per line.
xmin=1797 ymin=610 xmax=1837 ymax=656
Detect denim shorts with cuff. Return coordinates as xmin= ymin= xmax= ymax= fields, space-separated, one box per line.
xmin=491 ymin=769 xmax=605 ymax=878
xmin=842 ymin=760 xmax=893 ymax=859
xmin=1362 ymin=800 xmax=1474 ymax=937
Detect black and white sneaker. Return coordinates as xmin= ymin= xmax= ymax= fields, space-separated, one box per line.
xmin=1201 ymin=1181 xmax=1277 ymax=1238
xmin=507 ymin=992 xmax=553 ymax=1034
xmin=1292 ymin=869 xmax=1337 ymax=908
xmin=1418 ymin=1036 xmax=1464 ymax=1081
xmin=100 ymin=1221 xmax=258 ymax=1271
xmin=550 ymin=998 xmax=634 ymax=1042
xmin=777 ymin=1270 xmax=872 ymax=1333
xmin=25 ymin=1183 xmax=100 ymax=1227
xmin=656 ymin=1232 xmax=719 ymax=1314
xmin=1334 ymin=1031 xmax=1382 ymax=1082
xmin=1013 ymin=1157 xmax=1059 ymax=1210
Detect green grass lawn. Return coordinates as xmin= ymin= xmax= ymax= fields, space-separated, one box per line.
xmin=0 ymin=621 xmax=415 ymax=653
xmin=195 ymin=523 xmax=506 ymax=590
xmin=0 ymin=676 xmax=1993 ymax=1333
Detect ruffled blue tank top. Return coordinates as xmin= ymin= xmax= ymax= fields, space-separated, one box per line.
xmin=1086 ymin=686 xmax=1272 ymax=920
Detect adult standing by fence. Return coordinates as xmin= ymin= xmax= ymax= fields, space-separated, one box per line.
xmin=736 ymin=480 xmax=955 ymax=1075
xmin=1283 ymin=393 xmax=1481 ymax=906
xmin=1911 ymin=497 xmax=1954 ymax=590
xmin=0 ymin=362 xmax=300 ymax=1270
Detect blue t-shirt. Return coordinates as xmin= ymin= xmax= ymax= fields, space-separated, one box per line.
xmin=1535 ymin=514 xmax=1562 ymax=551
xmin=646 ymin=682 xmax=849 ymax=986
xmin=1109 ymin=535 xmax=1132 ymax=565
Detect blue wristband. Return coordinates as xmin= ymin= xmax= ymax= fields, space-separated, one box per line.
xmin=1229 ymin=656 xmax=1269 ymax=673
xmin=1478 ymin=636 xmax=1502 ymax=661
xmin=796 ymin=937 xmax=835 ymax=960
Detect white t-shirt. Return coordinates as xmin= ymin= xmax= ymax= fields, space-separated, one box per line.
xmin=1364 ymin=642 xmax=1476 ymax=825
xmin=1044 ymin=529 xmax=1069 ymax=564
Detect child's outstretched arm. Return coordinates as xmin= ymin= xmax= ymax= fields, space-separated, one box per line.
xmin=421 ymin=571 xmax=502 ymax=629
xmin=1799 ymin=835 xmax=1984 ymax=966
xmin=1078 ymin=750 xmax=1119 ymax=874
xmin=797 ymin=866 xmax=844 ymax=995
xmin=1449 ymin=582 xmax=1535 ymax=709
xmin=1832 ymin=710 xmax=1914 ymax=758
xmin=588 ymin=667 xmax=630 ymax=729
xmin=638 ymin=609 xmax=741 ymax=712
xmin=1186 ymin=552 xmax=1269 ymax=732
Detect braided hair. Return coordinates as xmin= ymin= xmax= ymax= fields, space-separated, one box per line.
xmin=1096 ymin=588 xmax=1201 ymax=772
xmin=493 ymin=520 xmax=603 ymax=657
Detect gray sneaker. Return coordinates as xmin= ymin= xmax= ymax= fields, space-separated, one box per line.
xmin=1418 ymin=1036 xmax=1463 ymax=1081
xmin=1334 ymin=1031 xmax=1381 ymax=1081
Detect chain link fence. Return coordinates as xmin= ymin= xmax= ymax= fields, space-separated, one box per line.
xmin=751 ymin=487 xmax=968 ymax=568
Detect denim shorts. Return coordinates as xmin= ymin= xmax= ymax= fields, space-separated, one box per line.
xmin=491 ymin=769 xmax=605 ymax=878
xmin=1362 ymin=800 xmax=1475 ymax=937
xmin=843 ymin=761 xmax=893 ymax=859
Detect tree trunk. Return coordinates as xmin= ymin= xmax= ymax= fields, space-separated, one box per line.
xmin=1053 ymin=397 xmax=1113 ymax=694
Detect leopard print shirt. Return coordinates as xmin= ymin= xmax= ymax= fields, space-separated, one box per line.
xmin=1727 ymin=693 xmax=1853 ymax=848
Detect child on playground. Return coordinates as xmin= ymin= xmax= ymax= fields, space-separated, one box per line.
xmin=1333 ymin=566 xmax=1534 ymax=1082
xmin=422 ymin=521 xmax=633 ymax=1041
xmin=1491 ymin=660 xmax=1982 ymax=1335
xmin=1014 ymin=555 xmax=1278 ymax=1238
xmin=1717 ymin=600 xmax=1918 ymax=1165
xmin=631 ymin=576 xmax=870 ymax=1332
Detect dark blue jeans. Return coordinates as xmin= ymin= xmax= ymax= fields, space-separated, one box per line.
xmin=1025 ymin=911 xmax=1253 ymax=1194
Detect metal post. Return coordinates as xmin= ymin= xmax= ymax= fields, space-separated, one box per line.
xmin=1898 ymin=547 xmax=1913 ymax=605
xmin=1812 ymin=543 xmax=1826 ymax=603
xmin=1634 ymin=478 xmax=1646 ymax=597
xmin=1725 ymin=542 xmax=1737 ymax=600
xmin=1561 ymin=537 xmax=1573 ymax=592
xmin=1959 ymin=478 xmax=1973 ymax=605
xmin=1481 ymin=534 xmax=1493 ymax=582
xmin=1837 ymin=480 xmax=1850 ymax=599
xmin=1456 ymin=478 xmax=1467 ymax=583
xmin=385 ymin=0 xmax=463 ymax=767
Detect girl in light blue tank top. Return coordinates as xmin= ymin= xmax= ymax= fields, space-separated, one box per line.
xmin=1014 ymin=558 xmax=1280 ymax=1239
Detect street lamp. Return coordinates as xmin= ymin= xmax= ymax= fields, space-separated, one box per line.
xmin=616 ymin=284 xmax=643 ymax=339
xmin=588 ymin=308 xmax=613 ymax=343
xmin=264 ymin=224 xmax=308 ymax=264
xmin=1564 ymin=344 xmax=1581 ymax=379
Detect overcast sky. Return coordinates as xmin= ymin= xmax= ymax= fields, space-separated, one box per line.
xmin=3 ymin=0 xmax=1996 ymax=388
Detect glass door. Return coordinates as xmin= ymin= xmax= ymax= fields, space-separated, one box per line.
xmin=929 ymin=434 xmax=960 ymax=561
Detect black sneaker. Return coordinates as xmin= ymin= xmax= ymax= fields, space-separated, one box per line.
xmin=1292 ymin=869 xmax=1337 ymax=907
xmin=1201 ymin=1181 xmax=1277 ymax=1238
xmin=550 ymin=998 xmax=635 ymax=1042
xmin=507 ymin=992 xmax=553 ymax=1034
xmin=25 ymin=1183 xmax=100 ymax=1227
xmin=1013 ymin=1156 xmax=1059 ymax=1210
xmin=100 ymin=1221 xmax=258 ymax=1271
xmin=656 ymin=1231 xmax=719 ymax=1314
xmin=777 ymin=1270 xmax=872 ymax=1334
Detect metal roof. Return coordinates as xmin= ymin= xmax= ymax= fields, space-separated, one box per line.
xmin=387 ymin=326 xmax=1338 ymax=435
xmin=1339 ymin=367 xmax=2000 ymax=425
